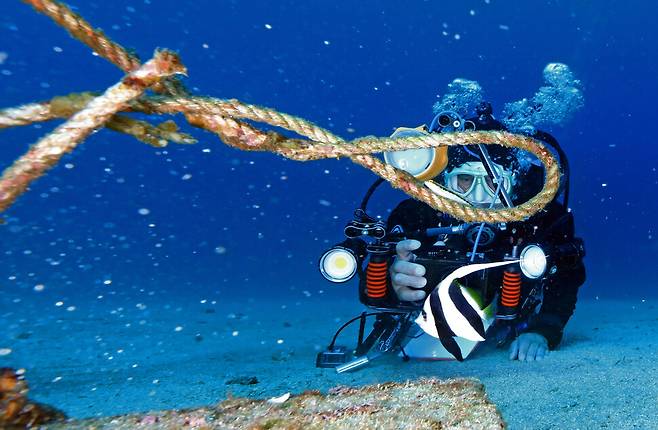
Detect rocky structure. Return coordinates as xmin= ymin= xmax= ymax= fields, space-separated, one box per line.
xmin=42 ymin=378 xmax=504 ymax=430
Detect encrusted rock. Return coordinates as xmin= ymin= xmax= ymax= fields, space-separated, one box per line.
xmin=44 ymin=378 xmax=505 ymax=429
xmin=0 ymin=368 xmax=66 ymax=429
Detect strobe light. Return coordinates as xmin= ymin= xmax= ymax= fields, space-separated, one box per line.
xmin=384 ymin=148 xmax=438 ymax=180
xmin=383 ymin=128 xmax=448 ymax=181
xmin=319 ymin=247 xmax=358 ymax=283
xmin=519 ymin=244 xmax=548 ymax=279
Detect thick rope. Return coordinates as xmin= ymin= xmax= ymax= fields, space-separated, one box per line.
xmin=21 ymin=0 xmax=187 ymax=96
xmin=140 ymin=97 xmax=560 ymax=223
xmin=2 ymin=0 xmax=563 ymax=223
xmin=0 ymin=92 xmax=560 ymax=222
xmin=0 ymin=101 xmax=53 ymax=128
xmin=0 ymin=50 xmax=185 ymax=212
xmin=22 ymin=0 xmax=140 ymax=73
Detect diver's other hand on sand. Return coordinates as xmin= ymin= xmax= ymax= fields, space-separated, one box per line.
xmin=390 ymin=239 xmax=427 ymax=302
xmin=509 ymin=332 xmax=549 ymax=362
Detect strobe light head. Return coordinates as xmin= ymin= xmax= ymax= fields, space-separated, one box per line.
xmin=319 ymin=247 xmax=358 ymax=283
xmin=383 ymin=127 xmax=448 ymax=181
xmin=519 ymin=244 xmax=548 ymax=279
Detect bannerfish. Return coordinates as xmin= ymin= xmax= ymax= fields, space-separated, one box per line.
xmin=415 ymin=260 xmax=517 ymax=359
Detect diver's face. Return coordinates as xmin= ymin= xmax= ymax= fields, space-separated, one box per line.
xmin=446 ymin=161 xmax=513 ymax=209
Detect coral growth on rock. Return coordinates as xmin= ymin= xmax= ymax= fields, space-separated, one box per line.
xmin=43 ymin=378 xmax=505 ymax=430
xmin=0 ymin=368 xmax=66 ymax=429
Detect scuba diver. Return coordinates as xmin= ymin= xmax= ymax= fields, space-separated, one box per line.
xmin=387 ymin=103 xmax=586 ymax=362
xmin=316 ymin=101 xmax=586 ymax=372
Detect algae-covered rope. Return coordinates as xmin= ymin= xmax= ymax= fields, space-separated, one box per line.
xmin=0 ymin=51 xmax=186 ymax=212
xmin=21 ymin=0 xmax=186 ymax=96
xmin=137 ymin=96 xmax=561 ymax=223
xmin=2 ymin=0 xmax=562 ymax=223
xmin=0 ymin=92 xmax=560 ymax=222
xmin=22 ymin=0 xmax=140 ymax=74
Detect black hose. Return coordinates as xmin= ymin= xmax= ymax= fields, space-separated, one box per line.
xmin=360 ymin=178 xmax=385 ymax=212
xmin=328 ymin=311 xmax=403 ymax=349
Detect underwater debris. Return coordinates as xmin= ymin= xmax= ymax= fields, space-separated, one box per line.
xmin=226 ymin=376 xmax=259 ymax=386
xmin=0 ymin=49 xmax=185 ymax=213
xmin=0 ymin=368 xmax=66 ymax=429
xmin=0 ymin=0 xmax=563 ymax=224
xmin=267 ymin=392 xmax=291 ymax=404
xmin=41 ymin=378 xmax=504 ymax=430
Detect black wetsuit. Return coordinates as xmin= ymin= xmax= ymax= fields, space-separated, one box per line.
xmin=386 ymin=198 xmax=586 ymax=349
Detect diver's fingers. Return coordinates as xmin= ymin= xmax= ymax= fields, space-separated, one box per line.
xmin=391 ymin=259 xmax=426 ymax=277
xmin=536 ymin=346 xmax=547 ymax=361
xmin=395 ymin=286 xmax=426 ymax=302
xmin=517 ymin=339 xmax=530 ymax=361
xmin=395 ymin=239 xmax=421 ymax=261
xmin=391 ymin=273 xmax=427 ymax=289
xmin=508 ymin=340 xmax=519 ymax=360
xmin=526 ymin=343 xmax=539 ymax=362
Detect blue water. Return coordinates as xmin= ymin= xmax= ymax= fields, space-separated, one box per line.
xmin=0 ymin=0 xmax=657 ymax=423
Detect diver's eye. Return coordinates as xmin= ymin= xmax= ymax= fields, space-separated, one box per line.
xmin=457 ymin=174 xmax=474 ymax=185
xmin=457 ymin=174 xmax=474 ymax=192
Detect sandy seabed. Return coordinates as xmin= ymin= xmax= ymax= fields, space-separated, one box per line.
xmin=1 ymin=296 xmax=657 ymax=429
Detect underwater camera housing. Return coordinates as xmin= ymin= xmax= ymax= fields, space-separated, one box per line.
xmin=357 ymin=240 xmax=492 ymax=312
xmin=316 ymin=220 xmax=502 ymax=371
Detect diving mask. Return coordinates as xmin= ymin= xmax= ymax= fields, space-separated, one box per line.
xmin=444 ymin=161 xmax=515 ymax=207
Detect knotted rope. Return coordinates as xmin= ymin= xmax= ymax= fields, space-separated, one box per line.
xmin=0 ymin=0 xmax=561 ymax=222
